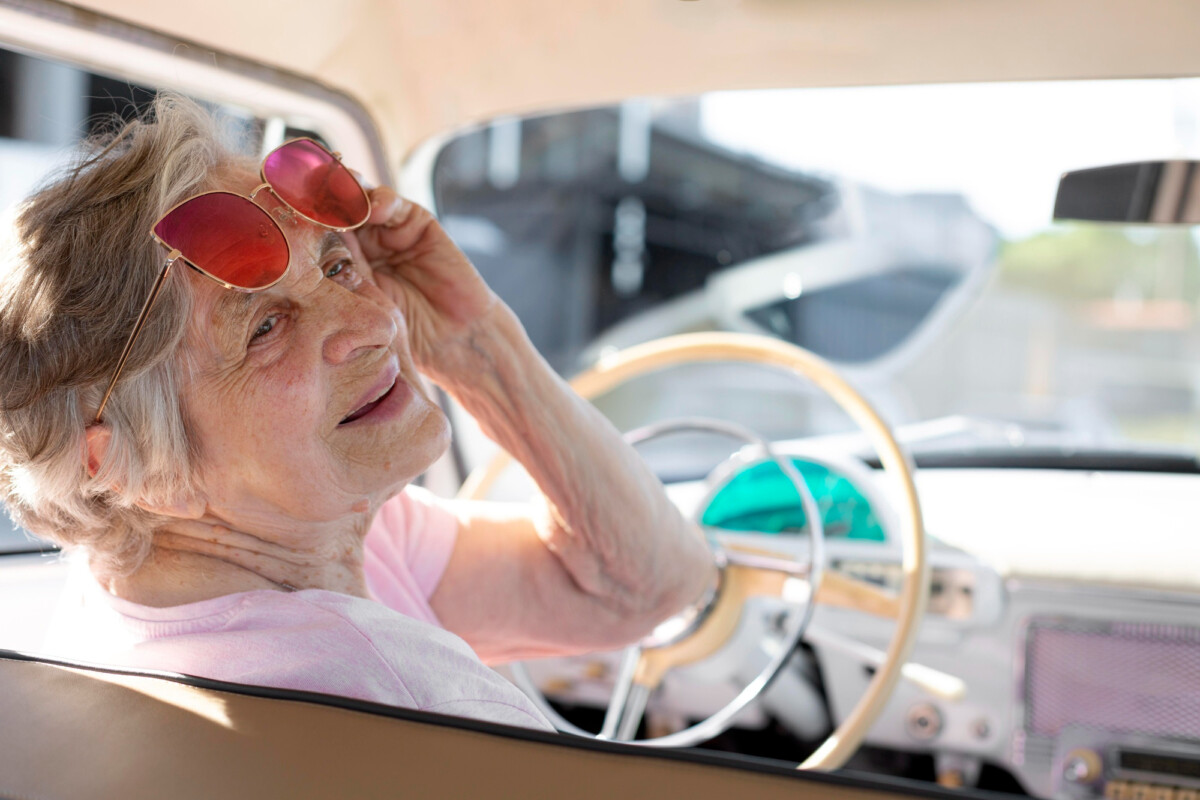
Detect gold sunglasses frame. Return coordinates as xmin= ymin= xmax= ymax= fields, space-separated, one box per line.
xmin=92 ymin=137 xmax=371 ymax=424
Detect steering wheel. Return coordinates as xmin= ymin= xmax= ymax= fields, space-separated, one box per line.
xmin=458 ymin=332 xmax=929 ymax=771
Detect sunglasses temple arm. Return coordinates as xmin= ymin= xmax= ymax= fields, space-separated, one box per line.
xmin=93 ymin=253 xmax=179 ymax=425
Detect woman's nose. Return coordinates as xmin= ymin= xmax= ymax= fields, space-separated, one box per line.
xmin=320 ymin=286 xmax=398 ymax=364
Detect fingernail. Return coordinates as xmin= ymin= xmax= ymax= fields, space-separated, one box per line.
xmin=384 ymin=196 xmax=408 ymax=226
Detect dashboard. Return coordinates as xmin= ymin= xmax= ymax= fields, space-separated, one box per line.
xmin=521 ymin=448 xmax=1200 ymax=799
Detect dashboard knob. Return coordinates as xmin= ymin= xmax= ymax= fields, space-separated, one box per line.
xmin=906 ymin=703 xmax=943 ymax=741
xmin=1063 ymin=748 xmax=1103 ymax=784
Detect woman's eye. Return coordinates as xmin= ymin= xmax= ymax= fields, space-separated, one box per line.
xmin=324 ymin=256 xmax=362 ymax=288
xmin=251 ymin=315 xmax=278 ymax=342
xmin=325 ymin=257 xmax=353 ymax=279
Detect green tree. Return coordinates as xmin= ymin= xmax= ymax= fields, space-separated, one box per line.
xmin=996 ymin=225 xmax=1200 ymax=303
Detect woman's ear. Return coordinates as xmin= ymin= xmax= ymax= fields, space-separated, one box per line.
xmin=83 ymin=424 xmax=110 ymax=478
xmin=84 ymin=423 xmax=206 ymax=520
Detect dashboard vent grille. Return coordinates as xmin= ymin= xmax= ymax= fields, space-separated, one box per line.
xmin=1024 ymin=619 xmax=1200 ymax=738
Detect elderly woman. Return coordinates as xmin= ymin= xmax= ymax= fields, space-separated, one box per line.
xmin=0 ymin=96 xmax=715 ymax=729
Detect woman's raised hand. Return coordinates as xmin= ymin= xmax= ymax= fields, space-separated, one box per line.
xmin=350 ymin=185 xmax=500 ymax=378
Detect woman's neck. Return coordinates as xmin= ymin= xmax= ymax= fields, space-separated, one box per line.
xmin=100 ymin=549 xmax=285 ymax=607
xmin=99 ymin=520 xmax=370 ymax=607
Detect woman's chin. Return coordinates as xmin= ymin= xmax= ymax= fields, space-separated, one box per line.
xmin=324 ymin=391 xmax=452 ymax=511
xmin=381 ymin=400 xmax=452 ymax=486
xmin=412 ymin=402 xmax=453 ymax=468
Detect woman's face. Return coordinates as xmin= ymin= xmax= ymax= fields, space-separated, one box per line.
xmin=179 ymin=168 xmax=450 ymax=535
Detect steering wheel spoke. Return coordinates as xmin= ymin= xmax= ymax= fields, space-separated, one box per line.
xmin=719 ymin=545 xmax=812 ymax=579
xmin=814 ymin=570 xmax=901 ymax=618
xmin=719 ymin=544 xmax=900 ymax=618
xmin=599 ymin=646 xmax=650 ymax=741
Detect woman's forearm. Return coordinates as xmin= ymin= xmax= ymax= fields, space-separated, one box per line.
xmin=432 ymin=304 xmax=716 ymax=630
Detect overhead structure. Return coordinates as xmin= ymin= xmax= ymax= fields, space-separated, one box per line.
xmin=42 ymin=0 xmax=1200 ymax=159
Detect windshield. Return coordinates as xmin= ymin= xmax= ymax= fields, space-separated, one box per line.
xmin=433 ymin=79 xmax=1200 ymax=461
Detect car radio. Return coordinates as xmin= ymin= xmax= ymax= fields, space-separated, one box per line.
xmin=1024 ymin=618 xmax=1200 ymax=800
xmin=1054 ymin=728 xmax=1200 ymax=800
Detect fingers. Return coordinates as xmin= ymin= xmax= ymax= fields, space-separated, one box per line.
xmin=346 ymin=168 xmax=415 ymax=228
xmin=365 ymin=185 xmax=410 ymax=227
xmin=355 ymin=185 xmax=431 ymax=261
xmin=357 ymin=193 xmax=447 ymax=263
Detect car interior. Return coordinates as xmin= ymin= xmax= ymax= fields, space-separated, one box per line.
xmin=3 ymin=1 xmax=1200 ymax=798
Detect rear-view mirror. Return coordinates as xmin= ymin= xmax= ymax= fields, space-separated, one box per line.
xmin=1054 ymin=160 xmax=1200 ymax=224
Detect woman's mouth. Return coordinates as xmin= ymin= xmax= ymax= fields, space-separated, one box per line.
xmin=339 ymin=364 xmax=411 ymax=426
xmin=341 ymin=383 xmax=394 ymax=424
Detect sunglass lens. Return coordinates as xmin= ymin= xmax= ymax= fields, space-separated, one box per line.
xmin=153 ymin=193 xmax=289 ymax=289
xmin=262 ymin=139 xmax=370 ymax=229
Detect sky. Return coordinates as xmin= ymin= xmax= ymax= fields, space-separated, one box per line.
xmin=700 ymin=79 xmax=1200 ymax=240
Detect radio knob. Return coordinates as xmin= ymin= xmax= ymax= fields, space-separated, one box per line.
xmin=1063 ymin=748 xmax=1103 ymax=784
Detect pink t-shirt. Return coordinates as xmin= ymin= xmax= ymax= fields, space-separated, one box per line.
xmin=45 ymin=487 xmax=552 ymax=731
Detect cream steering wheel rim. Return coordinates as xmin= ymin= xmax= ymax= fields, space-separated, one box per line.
xmin=458 ymin=331 xmax=929 ymax=771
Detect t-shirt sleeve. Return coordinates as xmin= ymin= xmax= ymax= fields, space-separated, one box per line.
xmin=363 ymin=486 xmax=461 ymax=623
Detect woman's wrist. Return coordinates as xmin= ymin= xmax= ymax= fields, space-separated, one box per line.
xmin=426 ymin=303 xmax=569 ymax=437
xmin=419 ymin=302 xmax=533 ymax=391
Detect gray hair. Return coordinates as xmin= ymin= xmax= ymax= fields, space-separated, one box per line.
xmin=0 ymin=94 xmax=245 ymax=573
